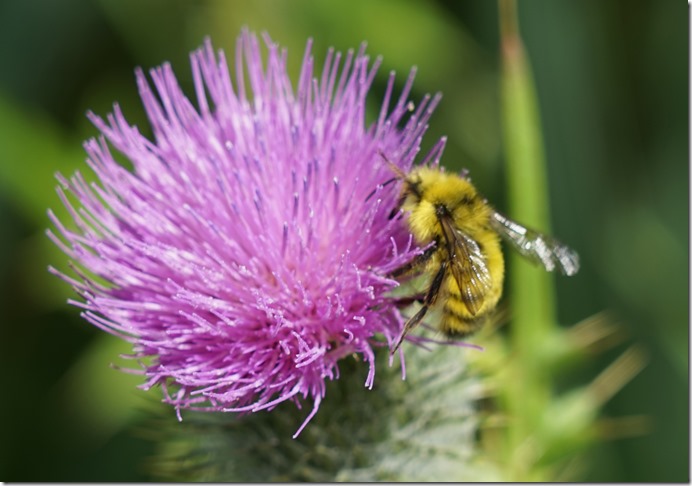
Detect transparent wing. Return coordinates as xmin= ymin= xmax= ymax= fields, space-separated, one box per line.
xmin=491 ymin=211 xmax=580 ymax=276
xmin=439 ymin=216 xmax=492 ymax=315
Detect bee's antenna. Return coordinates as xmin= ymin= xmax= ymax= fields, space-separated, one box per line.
xmin=377 ymin=150 xmax=407 ymax=179
xmin=364 ymin=151 xmax=407 ymax=202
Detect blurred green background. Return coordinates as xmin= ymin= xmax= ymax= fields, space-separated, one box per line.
xmin=0 ymin=0 xmax=687 ymax=481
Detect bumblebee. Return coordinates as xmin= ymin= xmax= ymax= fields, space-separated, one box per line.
xmin=383 ymin=158 xmax=580 ymax=353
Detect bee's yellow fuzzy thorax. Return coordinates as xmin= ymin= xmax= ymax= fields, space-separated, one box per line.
xmin=400 ymin=167 xmax=491 ymax=244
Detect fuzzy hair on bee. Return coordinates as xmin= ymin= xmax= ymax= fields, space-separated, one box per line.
xmin=380 ymin=153 xmax=580 ymax=354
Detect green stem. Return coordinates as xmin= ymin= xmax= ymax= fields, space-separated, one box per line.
xmin=498 ymin=0 xmax=557 ymax=478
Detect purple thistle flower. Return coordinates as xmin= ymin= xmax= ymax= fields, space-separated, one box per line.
xmin=47 ymin=30 xmax=445 ymax=436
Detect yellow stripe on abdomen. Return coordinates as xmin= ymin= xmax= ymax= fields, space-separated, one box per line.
xmin=438 ymin=306 xmax=485 ymax=337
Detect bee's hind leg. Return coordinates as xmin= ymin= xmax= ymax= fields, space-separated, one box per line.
xmin=391 ymin=261 xmax=448 ymax=354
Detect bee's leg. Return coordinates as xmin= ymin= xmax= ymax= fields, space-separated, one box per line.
xmin=393 ymin=294 xmax=425 ymax=308
xmin=391 ymin=261 xmax=448 ymax=354
xmin=390 ymin=241 xmax=438 ymax=279
xmin=388 ymin=195 xmax=406 ymax=220
xmin=365 ymin=176 xmax=399 ymax=203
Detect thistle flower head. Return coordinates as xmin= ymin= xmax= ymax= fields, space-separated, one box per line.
xmin=48 ymin=30 xmax=444 ymax=434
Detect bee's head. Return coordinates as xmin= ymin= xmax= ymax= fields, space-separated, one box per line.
xmin=402 ymin=167 xmax=442 ymax=201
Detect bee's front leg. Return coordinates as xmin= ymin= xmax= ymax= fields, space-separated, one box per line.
xmin=389 ymin=240 xmax=438 ymax=279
